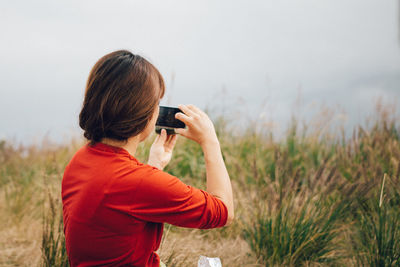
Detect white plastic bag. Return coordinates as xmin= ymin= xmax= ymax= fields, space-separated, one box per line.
xmin=198 ymin=255 xmax=222 ymax=267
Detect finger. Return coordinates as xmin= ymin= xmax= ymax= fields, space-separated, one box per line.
xmin=178 ymin=104 xmax=196 ymax=117
xmin=166 ymin=133 xmax=175 ymax=143
xmin=186 ymin=104 xmax=198 ymax=111
xmin=186 ymin=104 xmax=200 ymax=113
xmin=158 ymin=129 xmax=167 ymax=143
xmin=165 ymin=134 xmax=177 ymax=151
xmin=175 ymin=112 xmax=192 ymax=125
xmin=169 ymin=134 xmax=178 ymax=147
xmin=167 ymin=133 xmax=178 ymax=144
xmin=183 ymin=104 xmax=202 ymax=120
xmin=187 ymin=104 xmax=206 ymax=117
xmin=175 ymin=128 xmax=189 ymax=137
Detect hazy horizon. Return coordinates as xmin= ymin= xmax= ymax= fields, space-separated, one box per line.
xmin=1 ymin=0 xmax=399 ymax=145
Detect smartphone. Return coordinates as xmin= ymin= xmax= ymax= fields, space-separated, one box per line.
xmin=155 ymin=106 xmax=186 ymax=134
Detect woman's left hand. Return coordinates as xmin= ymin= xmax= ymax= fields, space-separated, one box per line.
xmin=148 ymin=129 xmax=178 ymax=170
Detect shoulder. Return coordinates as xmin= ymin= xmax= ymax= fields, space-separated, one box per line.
xmin=63 ymin=145 xmax=89 ymax=173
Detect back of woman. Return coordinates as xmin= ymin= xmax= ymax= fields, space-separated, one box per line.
xmin=62 ymin=50 xmax=234 ymax=267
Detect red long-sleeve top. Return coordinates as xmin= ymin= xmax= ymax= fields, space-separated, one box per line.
xmin=61 ymin=142 xmax=228 ymax=267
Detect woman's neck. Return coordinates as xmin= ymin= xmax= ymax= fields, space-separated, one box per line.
xmin=100 ymin=136 xmax=141 ymax=157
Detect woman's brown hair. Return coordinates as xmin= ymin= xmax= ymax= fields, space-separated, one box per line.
xmin=79 ymin=50 xmax=165 ymax=144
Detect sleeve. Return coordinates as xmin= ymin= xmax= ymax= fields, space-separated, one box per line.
xmin=129 ymin=166 xmax=228 ymax=229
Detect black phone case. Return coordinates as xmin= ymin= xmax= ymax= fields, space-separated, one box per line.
xmin=155 ymin=127 xmax=176 ymax=135
xmin=156 ymin=106 xmax=186 ymax=129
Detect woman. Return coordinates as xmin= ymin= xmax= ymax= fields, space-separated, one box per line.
xmin=62 ymin=50 xmax=234 ymax=267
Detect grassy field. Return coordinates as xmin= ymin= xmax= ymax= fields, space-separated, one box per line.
xmin=0 ymin=106 xmax=399 ymax=266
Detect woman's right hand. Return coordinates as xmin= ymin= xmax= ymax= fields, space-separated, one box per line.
xmin=176 ymin=104 xmax=234 ymax=226
xmin=175 ymin=104 xmax=219 ymax=147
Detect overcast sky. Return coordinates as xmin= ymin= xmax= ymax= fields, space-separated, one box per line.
xmin=0 ymin=0 xmax=399 ymax=144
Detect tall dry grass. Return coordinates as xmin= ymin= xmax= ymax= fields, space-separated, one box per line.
xmin=0 ymin=104 xmax=399 ymax=266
